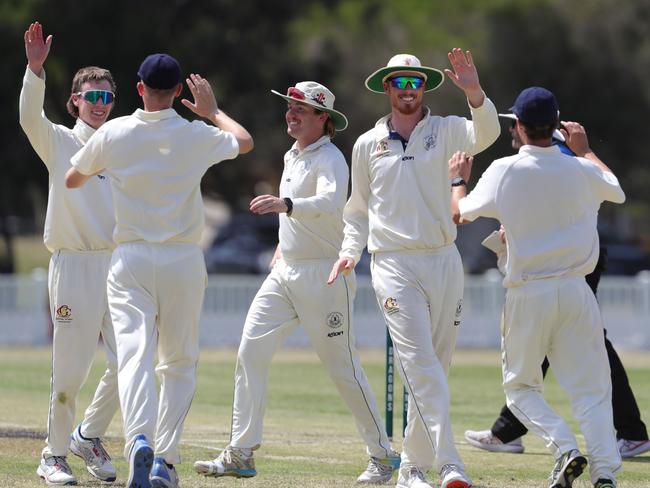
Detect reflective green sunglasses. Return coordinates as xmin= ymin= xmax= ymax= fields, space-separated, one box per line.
xmin=389 ymin=76 xmax=425 ymax=90
xmin=76 ymin=90 xmax=115 ymax=104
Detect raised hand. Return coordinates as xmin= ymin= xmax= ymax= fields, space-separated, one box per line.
xmin=444 ymin=48 xmax=484 ymax=107
xmin=448 ymin=150 xmax=473 ymax=182
xmin=24 ymin=22 xmax=52 ymax=76
xmin=181 ymin=74 xmax=218 ymax=118
xmin=560 ymin=121 xmax=590 ymax=157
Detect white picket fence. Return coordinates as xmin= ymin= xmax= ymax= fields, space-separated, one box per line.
xmin=1 ymin=271 xmax=649 ymax=349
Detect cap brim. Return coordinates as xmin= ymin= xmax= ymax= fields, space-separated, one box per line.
xmin=499 ymin=112 xmax=564 ymax=141
xmin=365 ymin=66 xmax=444 ymax=93
xmin=270 ymin=90 xmax=348 ymax=131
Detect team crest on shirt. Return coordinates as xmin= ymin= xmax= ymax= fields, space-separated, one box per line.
xmin=372 ymin=139 xmax=390 ymax=156
xmin=454 ymin=299 xmax=463 ymax=326
xmin=384 ymin=297 xmax=399 ymax=315
xmin=424 ymin=134 xmax=437 ymax=151
xmin=55 ymin=305 xmax=73 ymax=323
xmin=327 ymin=311 xmax=344 ymax=329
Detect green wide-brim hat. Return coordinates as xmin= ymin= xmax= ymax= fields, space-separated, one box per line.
xmin=365 ymin=53 xmax=444 ymax=93
xmin=271 ymin=81 xmax=348 ymax=131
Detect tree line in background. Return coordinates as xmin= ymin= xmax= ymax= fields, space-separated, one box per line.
xmin=1 ymin=0 xmax=649 ymax=272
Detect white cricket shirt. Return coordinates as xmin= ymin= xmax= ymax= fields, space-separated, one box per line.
xmin=279 ymin=136 xmax=348 ymax=261
xmin=71 ymin=108 xmax=239 ymax=245
xmin=340 ymin=99 xmax=500 ymax=263
xmin=459 ymin=144 xmax=625 ymax=287
xmin=19 ymin=68 xmax=115 ymax=252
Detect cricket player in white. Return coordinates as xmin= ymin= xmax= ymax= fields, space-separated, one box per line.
xmin=193 ymin=81 xmax=400 ymax=484
xmin=65 ymin=54 xmax=254 ymax=488
xmin=329 ymin=51 xmax=500 ymax=488
xmin=453 ymin=87 xmax=624 ymax=488
xmin=20 ymin=22 xmax=118 ymax=485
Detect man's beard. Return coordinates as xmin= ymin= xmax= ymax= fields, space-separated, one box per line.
xmin=395 ymin=99 xmax=421 ymax=116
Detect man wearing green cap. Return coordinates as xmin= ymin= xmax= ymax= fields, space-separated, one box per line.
xmin=329 ymin=49 xmax=500 ymax=488
xmin=194 ymin=81 xmax=400 ymax=484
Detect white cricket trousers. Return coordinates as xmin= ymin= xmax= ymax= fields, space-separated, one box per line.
xmin=108 ymin=242 xmax=207 ymax=465
xmin=230 ymin=258 xmax=393 ymax=459
xmin=44 ymin=250 xmax=119 ymax=458
xmin=502 ymin=276 xmax=621 ymax=483
xmin=371 ymin=245 xmax=465 ymax=473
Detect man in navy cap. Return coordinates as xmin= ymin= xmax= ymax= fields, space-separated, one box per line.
xmin=66 ymin=53 xmax=254 ymax=488
xmin=450 ymin=87 xmax=624 ymax=488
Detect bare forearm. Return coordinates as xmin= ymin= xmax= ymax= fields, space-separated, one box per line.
xmin=451 ymin=186 xmax=467 ymax=225
xmin=208 ymin=111 xmax=254 ymax=154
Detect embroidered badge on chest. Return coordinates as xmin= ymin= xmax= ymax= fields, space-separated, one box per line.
xmin=424 ymin=134 xmax=437 ymax=151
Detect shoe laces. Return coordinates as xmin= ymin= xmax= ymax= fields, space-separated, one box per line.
xmin=88 ymin=437 xmax=111 ymax=462
xmin=440 ymin=463 xmax=461 ymax=478
xmin=222 ymin=446 xmax=250 ymax=465
xmin=403 ymin=465 xmax=426 ymax=481
xmin=46 ymin=456 xmax=73 ymax=474
xmin=365 ymin=457 xmax=394 ymax=476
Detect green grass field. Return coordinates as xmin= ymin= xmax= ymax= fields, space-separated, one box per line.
xmin=0 ymin=348 xmax=648 ymax=487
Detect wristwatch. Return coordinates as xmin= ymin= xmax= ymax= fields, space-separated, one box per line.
xmin=451 ymin=176 xmax=467 ymax=187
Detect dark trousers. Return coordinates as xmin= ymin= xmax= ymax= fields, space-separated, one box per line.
xmin=492 ymin=248 xmax=648 ymax=443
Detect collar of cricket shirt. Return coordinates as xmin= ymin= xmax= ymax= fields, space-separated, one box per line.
xmin=72 ymin=117 xmax=96 ymax=145
xmin=133 ymin=108 xmax=179 ymax=121
xmin=289 ymin=135 xmax=331 ymax=157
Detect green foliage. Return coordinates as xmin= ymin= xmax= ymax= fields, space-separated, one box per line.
xmin=2 ymin=0 xmax=650 ymax=255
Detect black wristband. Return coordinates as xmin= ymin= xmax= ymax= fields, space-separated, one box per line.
xmin=451 ymin=177 xmax=467 ymax=187
xmin=283 ymin=197 xmax=293 ymax=216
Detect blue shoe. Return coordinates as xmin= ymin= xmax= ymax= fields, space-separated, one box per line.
xmin=127 ymin=434 xmax=153 ymax=488
xmin=150 ymin=458 xmax=179 ymax=488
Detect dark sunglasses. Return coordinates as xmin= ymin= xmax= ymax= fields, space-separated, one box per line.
xmin=76 ymin=90 xmax=115 ymax=104
xmin=389 ymin=76 xmax=425 ymax=90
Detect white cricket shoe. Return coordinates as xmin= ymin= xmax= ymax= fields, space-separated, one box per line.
xmin=395 ymin=465 xmax=432 ymax=488
xmin=440 ymin=464 xmax=472 ymax=488
xmin=37 ymin=455 xmax=77 ymax=485
xmin=548 ymin=449 xmax=587 ymax=488
xmin=69 ymin=425 xmax=117 ymax=482
xmin=618 ymin=438 xmax=650 ymax=458
xmin=357 ymin=449 xmax=401 ymax=484
xmin=464 ymin=429 xmax=524 ymax=454
xmin=193 ymin=445 xmax=257 ymax=478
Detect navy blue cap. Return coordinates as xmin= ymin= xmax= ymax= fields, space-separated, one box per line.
xmin=137 ymin=53 xmax=181 ymax=90
xmin=510 ymin=86 xmax=559 ymax=126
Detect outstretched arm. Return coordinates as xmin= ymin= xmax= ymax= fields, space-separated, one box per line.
xmin=181 ymin=74 xmax=254 ymax=154
xmin=444 ymin=48 xmax=484 ymax=108
xmin=24 ymin=22 xmax=52 ymax=78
